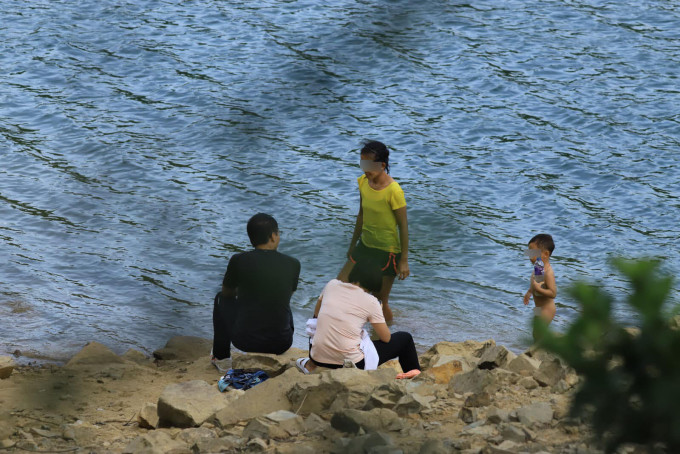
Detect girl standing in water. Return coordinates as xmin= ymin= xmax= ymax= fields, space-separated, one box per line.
xmin=337 ymin=141 xmax=409 ymax=322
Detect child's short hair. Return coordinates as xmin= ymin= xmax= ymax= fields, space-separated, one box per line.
xmin=247 ymin=213 xmax=278 ymax=247
xmin=348 ymin=259 xmax=384 ymax=294
xmin=529 ymin=233 xmax=555 ymax=255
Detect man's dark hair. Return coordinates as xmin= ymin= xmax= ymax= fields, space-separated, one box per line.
xmin=247 ymin=213 xmax=279 ymax=247
xmin=529 ymin=233 xmax=555 ymax=255
xmin=348 ymin=259 xmax=384 ymax=294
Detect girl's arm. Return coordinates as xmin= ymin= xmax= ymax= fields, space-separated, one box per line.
xmin=313 ymin=295 xmax=323 ymax=318
xmin=347 ymin=195 xmax=364 ymax=258
xmin=393 ymin=206 xmax=410 ymax=280
xmin=371 ymin=322 xmax=391 ymax=343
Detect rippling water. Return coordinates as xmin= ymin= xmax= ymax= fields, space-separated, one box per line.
xmin=1 ymin=0 xmax=679 ymax=361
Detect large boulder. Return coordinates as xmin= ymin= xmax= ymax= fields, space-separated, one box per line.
xmin=424 ymin=358 xmax=465 ymax=384
xmin=419 ymin=340 xmax=495 ymax=369
xmin=363 ymin=381 xmax=408 ymax=410
xmin=157 ymin=380 xmax=230 ymax=428
xmin=242 ymin=410 xmax=304 ymax=440
xmin=213 ymin=367 xmax=320 ymax=427
xmin=533 ymin=357 xmax=566 ymax=387
xmin=152 ymin=336 xmax=211 ymax=361
xmin=231 ymin=348 xmax=307 ymax=377
xmin=476 ymin=345 xmax=517 ymax=370
xmin=393 ymin=393 xmax=435 ymax=416
xmin=287 ymin=368 xmax=396 ymax=415
xmin=504 ymin=354 xmax=541 ymax=375
xmin=0 ymin=357 xmax=14 ymax=379
xmin=123 ymin=349 xmax=153 ymax=365
xmin=448 ymin=369 xmax=498 ymax=395
xmin=64 ymin=342 xmax=126 ymax=368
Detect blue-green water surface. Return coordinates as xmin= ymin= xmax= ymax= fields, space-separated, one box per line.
xmin=1 ymin=0 xmax=679 ymax=360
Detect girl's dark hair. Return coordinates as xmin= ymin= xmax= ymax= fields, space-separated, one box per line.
xmin=247 ymin=213 xmax=279 ymax=247
xmin=348 ymin=259 xmax=384 ymax=294
xmin=361 ymin=140 xmax=390 ymax=174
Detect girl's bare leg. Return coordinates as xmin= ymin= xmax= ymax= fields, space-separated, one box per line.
xmin=376 ymin=275 xmax=396 ymax=322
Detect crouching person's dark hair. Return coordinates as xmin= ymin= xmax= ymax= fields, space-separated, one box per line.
xmin=348 ymin=259 xmax=384 ymax=294
xmin=247 ymin=213 xmax=279 ymax=247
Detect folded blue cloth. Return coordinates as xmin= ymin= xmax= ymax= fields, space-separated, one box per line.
xmin=218 ymin=368 xmax=269 ymax=392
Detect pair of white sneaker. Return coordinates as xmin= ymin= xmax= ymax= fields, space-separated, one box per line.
xmin=210 ymin=350 xmax=231 ymax=373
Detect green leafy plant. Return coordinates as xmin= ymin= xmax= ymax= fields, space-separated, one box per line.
xmin=534 ymin=259 xmax=680 ymax=453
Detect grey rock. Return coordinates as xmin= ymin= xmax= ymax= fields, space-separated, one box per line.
xmin=138 ymin=403 xmax=159 ymax=429
xmin=419 ymin=439 xmax=448 ymax=454
xmin=232 ymin=348 xmax=307 ymax=377
xmin=461 ymin=423 xmax=497 ymax=438
xmin=393 ymin=393 xmax=434 ymax=416
xmin=516 ymin=402 xmax=553 ymax=427
xmin=499 ymin=423 xmax=527 ymax=442
xmin=364 ymin=382 xmax=408 ymax=410
xmin=0 ymin=357 xmax=15 ymax=379
xmin=61 ymin=421 xmax=101 ymax=445
xmin=477 ymin=346 xmax=517 ymax=370
xmin=505 ymin=354 xmax=541 ymax=375
xmin=431 ymin=354 xmax=475 ymax=372
xmin=214 ymin=367 xmax=319 ymax=427
xmin=246 ymin=437 xmax=268 ymax=451
xmin=242 ymin=410 xmax=304 ymax=439
xmin=331 ymin=408 xmax=403 ymax=434
xmin=192 ymin=435 xmax=242 ymax=453
xmin=337 ymin=432 xmax=396 ymax=454
xmin=490 ymin=368 xmax=521 ymax=387
xmin=419 ymin=340 xmax=495 ymax=369
xmin=533 ymin=357 xmax=566 ymax=387
xmin=287 ymin=367 xmax=395 ymax=416
xmin=243 ymin=417 xmax=289 ymax=440
xmin=459 ymin=407 xmax=480 ymax=424
xmin=518 ymin=376 xmax=539 ymax=390
xmin=123 ymin=349 xmax=152 ymax=365
xmin=465 ymin=391 xmax=491 ymax=407
xmin=152 ymin=336 xmax=211 ymax=361
xmin=158 ymin=380 xmax=229 ymax=428
xmin=488 ymin=440 xmax=521 ymax=454
xmin=486 ymin=407 xmax=510 ymax=424
xmin=64 ymin=342 xmax=125 ymax=368
xmin=303 ymin=413 xmax=330 ymax=434
xmin=449 ymin=369 xmax=498 ymax=395
xmin=176 ymin=427 xmax=216 ymax=445
xmin=123 ymin=430 xmax=187 ymax=454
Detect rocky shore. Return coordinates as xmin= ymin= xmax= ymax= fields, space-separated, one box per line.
xmin=0 ymin=337 xmax=604 ymax=454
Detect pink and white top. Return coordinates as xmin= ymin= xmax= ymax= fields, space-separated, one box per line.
xmin=310 ymin=279 xmax=385 ymax=364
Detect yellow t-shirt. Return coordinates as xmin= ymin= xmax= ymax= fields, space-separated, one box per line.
xmin=358 ymin=174 xmax=407 ymax=253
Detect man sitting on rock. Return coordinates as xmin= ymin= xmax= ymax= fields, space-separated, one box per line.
xmin=211 ymin=213 xmax=301 ymax=371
